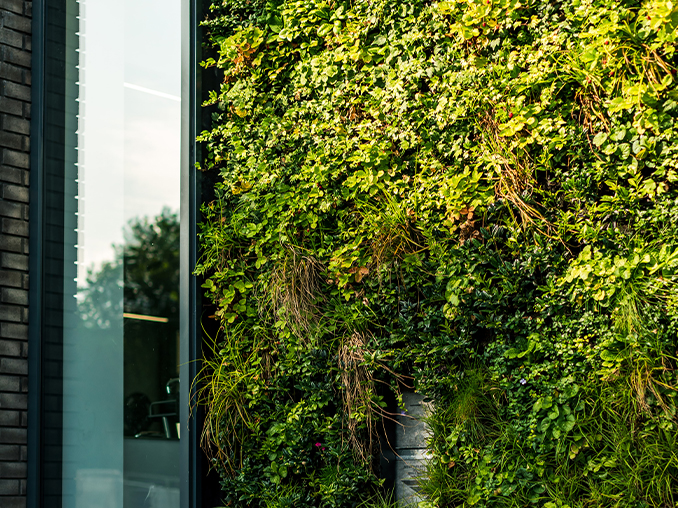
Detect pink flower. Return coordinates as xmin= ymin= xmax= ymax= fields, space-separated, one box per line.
xmin=315 ymin=442 xmax=322 ymax=447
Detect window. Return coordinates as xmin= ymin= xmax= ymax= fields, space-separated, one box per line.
xmin=28 ymin=0 xmax=205 ymax=506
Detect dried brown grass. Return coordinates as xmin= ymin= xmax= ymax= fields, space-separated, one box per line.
xmin=478 ymin=112 xmax=553 ymax=235
xmin=265 ymin=246 xmax=324 ymax=340
xmin=338 ymin=332 xmax=378 ymax=465
xmin=337 ymin=332 xmax=412 ymax=468
xmin=359 ymin=196 xmax=427 ymax=272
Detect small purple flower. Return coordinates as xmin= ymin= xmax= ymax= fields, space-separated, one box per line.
xmin=520 ymin=378 xmax=527 ymax=385
xmin=315 ymin=442 xmax=322 ymax=447
xmin=322 ymin=447 xmax=326 ymax=451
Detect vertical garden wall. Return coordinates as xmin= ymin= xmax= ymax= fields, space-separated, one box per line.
xmin=195 ymin=0 xmax=678 ymax=505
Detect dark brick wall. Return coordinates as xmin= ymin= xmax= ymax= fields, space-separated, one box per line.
xmin=0 ymin=0 xmax=31 ymax=506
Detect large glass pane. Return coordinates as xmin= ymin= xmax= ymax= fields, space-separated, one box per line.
xmin=60 ymin=1 xmax=182 ymax=507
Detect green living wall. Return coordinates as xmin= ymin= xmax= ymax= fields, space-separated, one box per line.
xmin=195 ymin=0 xmax=678 ymax=505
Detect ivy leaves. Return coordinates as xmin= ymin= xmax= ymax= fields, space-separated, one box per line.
xmin=560 ymin=244 xmax=678 ymax=307
xmin=198 ymin=0 xmax=678 ymax=505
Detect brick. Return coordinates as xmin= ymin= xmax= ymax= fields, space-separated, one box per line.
xmin=0 ymin=427 xmax=24 ymax=443
xmin=0 ymin=62 xmax=23 ymax=84
xmin=0 ymin=393 xmax=27 ymax=410
xmin=0 ymin=376 xmax=20 ymax=392
xmin=0 ymin=358 xmax=26 ymax=375
xmin=0 ymin=304 xmax=22 ymax=320
xmin=3 ymin=46 xmax=30 ymax=68
xmin=2 ymin=217 xmax=28 ymax=235
xmin=0 ymin=0 xmax=23 ymax=14
xmin=0 ymin=234 xmax=21 ymax=253
xmin=0 ymin=165 xmax=21 ymax=184
xmin=0 ymin=97 xmax=22 ymax=116
xmin=2 ymin=116 xmax=29 ymax=136
xmin=0 ymin=130 xmax=23 ymax=150
xmin=0 ymin=219 xmax=27 ymax=240
xmin=3 ymin=81 xmax=30 ymax=102
xmin=0 ymin=408 xmax=21 ymax=427
xmin=1 ymin=183 xmax=28 ymax=203
xmin=0 ymin=409 xmax=19 ymax=425
xmin=0 ymin=254 xmax=27 ymax=272
xmin=0 ymin=8 xmax=33 ymax=504
xmin=0 ymin=245 xmax=28 ymax=268
xmin=0 ymin=339 xmax=21 ymax=356
xmin=0 ymin=28 xmax=23 ymax=49
xmin=0 ymin=479 xmax=20 ymax=495
xmin=0 ymin=271 xmax=22 ymax=288
xmin=0 ymin=497 xmax=26 ymax=508
xmin=0 ymin=444 xmax=21 ymax=460
xmin=1 ymin=149 xmax=28 ymax=169
xmin=1 ymin=287 xmax=27 ymax=305
xmin=0 ymin=198 xmax=23 ymax=218
xmin=2 ymin=12 xmax=31 ymax=33
xmin=0 ymin=461 xmax=26 ymax=478
xmin=0 ymin=323 xmax=27 ymax=340
xmin=0 ymin=306 xmax=22 ymax=323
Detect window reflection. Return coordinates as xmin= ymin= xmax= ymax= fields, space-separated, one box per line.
xmin=73 ymin=210 xmax=181 ymax=506
xmin=123 ymin=210 xmax=180 ymax=440
xmin=60 ymin=0 xmax=182 ymax=506
xmin=79 ymin=210 xmax=180 ymax=441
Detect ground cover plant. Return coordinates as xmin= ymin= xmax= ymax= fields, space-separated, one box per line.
xmin=195 ymin=0 xmax=678 ymax=505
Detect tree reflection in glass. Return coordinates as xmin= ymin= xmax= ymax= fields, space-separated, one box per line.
xmin=78 ymin=208 xmax=180 ymax=439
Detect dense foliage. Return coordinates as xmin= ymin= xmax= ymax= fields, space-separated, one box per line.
xmin=196 ymin=0 xmax=678 ymax=505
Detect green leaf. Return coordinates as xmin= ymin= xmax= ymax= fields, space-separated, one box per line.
xmin=548 ymin=406 xmax=560 ymax=420
xmin=592 ymin=132 xmax=608 ymax=147
xmin=602 ymin=143 xmax=617 ymax=155
xmin=609 ymin=127 xmax=626 ymax=142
